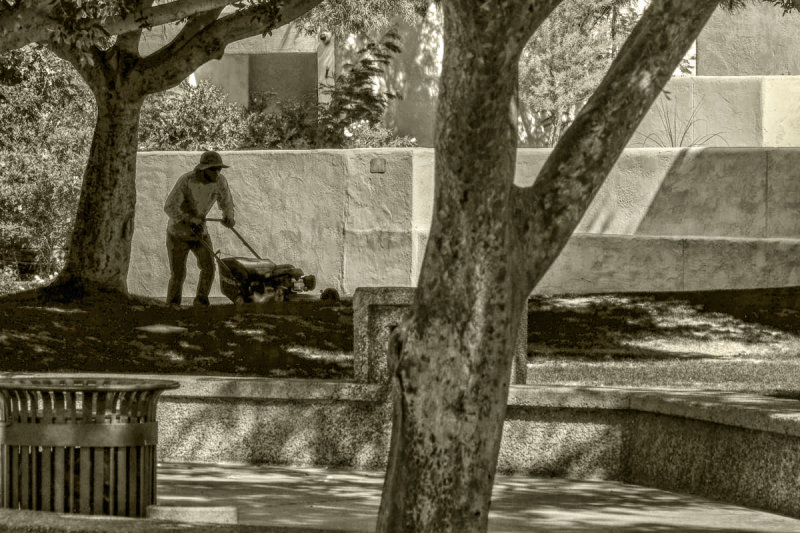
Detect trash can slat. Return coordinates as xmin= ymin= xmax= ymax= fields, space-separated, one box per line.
xmin=79 ymin=447 xmax=90 ymax=514
xmin=92 ymin=448 xmax=103 ymax=514
xmin=41 ymin=447 xmax=51 ymax=512
xmin=115 ymin=446 xmax=127 ymax=516
xmin=19 ymin=446 xmax=29 ymax=509
xmin=53 ymin=446 xmax=64 ymax=513
xmin=68 ymin=447 xmax=75 ymax=513
xmin=128 ymin=446 xmax=138 ymax=516
xmin=30 ymin=444 xmax=37 ymax=509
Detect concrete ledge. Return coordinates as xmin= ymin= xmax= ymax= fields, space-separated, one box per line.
xmin=157 ymin=378 xmax=800 ymax=518
xmin=508 ymin=385 xmax=800 ymax=437
xmin=147 ymin=506 xmax=238 ymax=525
xmin=537 ymin=234 xmax=800 ymax=293
xmin=162 ymin=376 xmax=383 ymax=402
xmin=0 ymin=509 xmax=356 ymax=533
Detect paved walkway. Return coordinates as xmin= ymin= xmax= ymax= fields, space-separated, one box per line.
xmin=156 ymin=463 xmax=800 ymax=532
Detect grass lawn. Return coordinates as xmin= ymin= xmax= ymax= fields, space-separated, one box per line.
xmin=526 ymin=288 xmax=800 ymax=395
xmin=2 ymin=286 xmax=800 ymax=395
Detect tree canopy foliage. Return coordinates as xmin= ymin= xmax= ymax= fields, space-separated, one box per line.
xmin=298 ymin=0 xmax=427 ymax=37
xmin=518 ymin=0 xmax=640 ymax=147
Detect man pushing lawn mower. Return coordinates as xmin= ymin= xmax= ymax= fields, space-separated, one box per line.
xmin=164 ymin=150 xmax=235 ymax=307
xmin=164 ymin=150 xmax=327 ymax=307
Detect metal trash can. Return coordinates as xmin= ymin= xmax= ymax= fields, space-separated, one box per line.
xmin=0 ymin=377 xmax=179 ymax=517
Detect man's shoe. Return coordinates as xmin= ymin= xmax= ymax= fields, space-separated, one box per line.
xmin=193 ymin=296 xmax=210 ymax=307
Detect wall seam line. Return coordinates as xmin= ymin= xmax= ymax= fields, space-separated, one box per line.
xmin=341 ymin=152 xmax=350 ymax=294
xmin=680 ymin=238 xmax=687 ymax=292
xmin=764 ymin=149 xmax=769 ymax=237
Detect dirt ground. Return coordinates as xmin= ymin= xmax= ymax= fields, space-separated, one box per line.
xmin=0 ymin=293 xmax=354 ymax=378
xmin=2 ymin=286 xmax=800 ymax=392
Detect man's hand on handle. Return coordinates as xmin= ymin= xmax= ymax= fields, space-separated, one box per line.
xmin=222 ymin=216 xmax=235 ymax=228
xmin=188 ymin=216 xmax=205 ymax=235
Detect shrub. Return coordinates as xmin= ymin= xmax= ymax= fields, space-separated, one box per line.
xmin=0 ymin=266 xmax=19 ymax=296
xmin=241 ymin=93 xmax=317 ymax=149
xmin=315 ymin=28 xmax=404 ymax=148
xmin=343 ymin=120 xmax=416 ymax=148
xmin=240 ymin=28 xmax=413 ymax=150
xmin=0 ymin=45 xmax=91 ymax=278
xmin=139 ymin=80 xmax=247 ymax=151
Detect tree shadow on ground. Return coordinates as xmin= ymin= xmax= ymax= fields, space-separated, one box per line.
xmin=0 ymin=290 xmax=354 ymax=378
xmin=155 ymin=464 xmax=796 ymax=532
xmin=528 ymin=288 xmax=800 ymax=363
xmin=3 ymin=284 xmax=800 ymax=379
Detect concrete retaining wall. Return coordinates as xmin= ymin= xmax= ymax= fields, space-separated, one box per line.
xmin=5 ymin=372 xmax=800 ymax=518
xmin=131 ymin=148 xmax=800 ymax=299
xmin=141 ymin=376 xmax=800 ymax=519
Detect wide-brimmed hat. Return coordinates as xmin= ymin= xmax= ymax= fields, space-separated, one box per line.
xmin=195 ymin=150 xmax=230 ymax=171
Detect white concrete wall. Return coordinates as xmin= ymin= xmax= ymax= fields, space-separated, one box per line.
xmin=697 ymin=3 xmax=800 ymax=76
xmin=130 ymin=148 xmax=800 ymax=299
xmin=132 ymin=149 xmax=416 ymax=299
xmin=633 ymin=76 xmax=800 ymax=148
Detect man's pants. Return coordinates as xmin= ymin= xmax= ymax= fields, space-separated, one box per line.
xmin=166 ymin=231 xmax=215 ymax=305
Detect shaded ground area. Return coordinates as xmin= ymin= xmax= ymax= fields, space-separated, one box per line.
xmin=528 ymin=287 xmax=800 ymax=393
xmin=0 ymin=294 xmax=353 ymax=378
xmin=156 ymin=463 xmax=800 ymax=531
xmin=3 ymin=286 xmax=800 ymax=391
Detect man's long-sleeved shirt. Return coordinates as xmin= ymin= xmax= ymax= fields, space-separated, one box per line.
xmin=164 ymin=170 xmax=235 ymax=237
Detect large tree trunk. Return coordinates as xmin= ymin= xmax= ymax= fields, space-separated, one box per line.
xmin=51 ymin=73 xmax=144 ymax=298
xmin=377 ymin=0 xmax=719 ymax=530
xmin=376 ymin=3 xmax=530 ymax=531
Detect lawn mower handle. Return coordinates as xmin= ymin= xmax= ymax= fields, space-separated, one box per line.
xmin=205 ymin=218 xmax=262 ymax=260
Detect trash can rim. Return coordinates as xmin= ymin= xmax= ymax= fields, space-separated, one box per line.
xmin=0 ymin=377 xmax=180 ymax=392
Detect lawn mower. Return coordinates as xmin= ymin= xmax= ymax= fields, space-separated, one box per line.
xmin=199 ymin=218 xmax=337 ymax=303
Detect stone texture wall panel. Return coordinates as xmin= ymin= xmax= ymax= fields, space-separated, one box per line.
xmin=634 ymin=147 xmax=767 ymax=238
xmin=536 ymin=235 xmax=685 ymax=294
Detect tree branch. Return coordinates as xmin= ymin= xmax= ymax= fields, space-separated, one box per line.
xmin=446 ymin=0 xmax=562 ymax=61
xmin=510 ymin=0 xmax=719 ymax=290
xmin=115 ymin=0 xmax=155 ymax=57
xmin=140 ymin=0 xmax=323 ymax=94
xmin=516 ymin=0 xmax=565 ymax=44
xmin=0 ymin=0 xmax=243 ymax=54
xmin=46 ymin=37 xmax=105 ymax=91
xmin=138 ymin=6 xmax=223 ymax=70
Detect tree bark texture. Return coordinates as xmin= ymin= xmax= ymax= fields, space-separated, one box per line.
xmin=376 ymin=2 xmax=540 ymax=531
xmin=50 ymin=41 xmax=146 ymax=295
xmin=377 ymin=0 xmax=718 ymax=531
